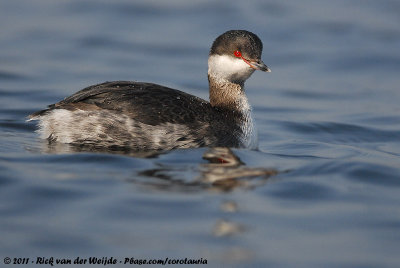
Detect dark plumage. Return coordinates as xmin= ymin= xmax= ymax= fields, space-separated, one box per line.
xmin=31 ymin=81 xmax=214 ymax=125
xmin=29 ymin=30 xmax=270 ymax=152
xmin=210 ymin=30 xmax=263 ymax=61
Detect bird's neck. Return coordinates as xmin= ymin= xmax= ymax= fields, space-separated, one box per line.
xmin=208 ymin=74 xmax=250 ymax=114
xmin=208 ymin=73 xmax=257 ymax=149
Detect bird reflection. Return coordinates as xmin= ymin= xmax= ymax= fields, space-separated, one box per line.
xmin=36 ymin=139 xmax=278 ymax=192
xmin=131 ymin=147 xmax=277 ymax=192
xmin=130 ymin=147 xmax=278 ymax=246
xmin=36 ymin=143 xmax=278 ymax=260
xmin=40 ymin=142 xmax=164 ymax=158
xmin=201 ymin=147 xmax=277 ymax=192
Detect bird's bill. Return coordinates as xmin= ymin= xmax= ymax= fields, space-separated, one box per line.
xmin=249 ymin=60 xmax=271 ymax=72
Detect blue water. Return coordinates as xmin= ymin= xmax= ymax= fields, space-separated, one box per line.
xmin=1 ymin=0 xmax=400 ymax=267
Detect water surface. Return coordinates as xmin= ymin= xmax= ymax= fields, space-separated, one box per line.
xmin=1 ymin=0 xmax=400 ymax=267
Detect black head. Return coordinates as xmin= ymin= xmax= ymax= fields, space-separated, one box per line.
xmin=210 ymin=30 xmax=264 ymax=61
xmin=208 ymin=30 xmax=270 ymax=82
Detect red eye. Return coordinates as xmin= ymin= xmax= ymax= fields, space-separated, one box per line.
xmin=234 ymin=50 xmax=242 ymax=57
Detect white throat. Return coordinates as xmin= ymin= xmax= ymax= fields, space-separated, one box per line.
xmin=208 ymin=54 xmax=255 ymax=83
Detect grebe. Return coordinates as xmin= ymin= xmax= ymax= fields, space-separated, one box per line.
xmin=29 ymin=30 xmax=271 ymax=151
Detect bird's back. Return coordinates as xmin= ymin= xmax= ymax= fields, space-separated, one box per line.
xmin=29 ymin=81 xmax=244 ymax=151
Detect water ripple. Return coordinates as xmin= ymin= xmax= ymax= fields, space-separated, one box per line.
xmin=283 ymin=121 xmax=400 ymax=143
xmin=0 ymin=120 xmax=35 ymax=132
xmin=0 ymin=70 xmax=29 ymax=81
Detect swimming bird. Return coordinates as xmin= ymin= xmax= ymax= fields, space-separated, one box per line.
xmin=28 ymin=30 xmax=271 ymax=151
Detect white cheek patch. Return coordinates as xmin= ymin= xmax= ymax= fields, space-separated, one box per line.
xmin=208 ymin=54 xmax=255 ymax=82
